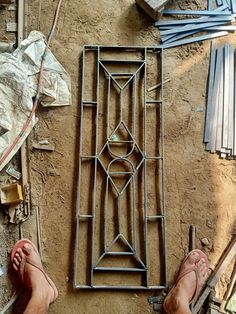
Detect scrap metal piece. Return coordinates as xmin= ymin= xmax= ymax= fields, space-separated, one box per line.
xmin=6 ymin=165 xmax=21 ymax=180
xmin=32 ymin=141 xmax=55 ymax=151
xmin=74 ymin=45 xmax=167 ymax=290
xmin=6 ymin=22 xmax=17 ymax=32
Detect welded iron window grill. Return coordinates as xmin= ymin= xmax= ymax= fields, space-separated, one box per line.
xmin=74 ymin=45 xmax=167 ymax=290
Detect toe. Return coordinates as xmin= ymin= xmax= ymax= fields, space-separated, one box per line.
xmin=14 ymin=257 xmax=20 ymax=267
xmin=15 ymin=253 xmax=22 ymax=263
xmin=13 ymin=263 xmax=18 ymax=271
xmin=18 ymin=248 xmax=24 ymax=258
xmin=188 ymin=251 xmax=200 ymax=264
xmin=22 ymin=244 xmax=32 ymax=256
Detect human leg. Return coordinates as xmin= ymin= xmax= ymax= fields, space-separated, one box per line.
xmin=164 ymin=250 xmax=209 ymax=314
xmin=12 ymin=240 xmax=58 ymax=314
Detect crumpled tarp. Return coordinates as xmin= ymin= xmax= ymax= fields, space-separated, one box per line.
xmin=0 ymin=31 xmax=71 ymax=170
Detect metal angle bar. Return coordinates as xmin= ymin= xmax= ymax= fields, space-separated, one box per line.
xmin=205 ymin=41 xmax=217 ymax=144
xmin=162 ymin=9 xmax=232 ymax=16
xmin=160 ymin=31 xmax=228 ymax=49
xmin=232 ymin=0 xmax=236 ymax=13
xmin=161 ymin=22 xmax=230 ymax=43
xmin=144 ymin=47 xmax=148 ymax=287
xmin=155 ymin=15 xmax=233 ymax=26
xmin=234 ymin=49 xmax=236 ymax=156
xmin=160 ymin=48 xmax=167 ymax=285
xmin=226 ymin=0 xmax=232 ymax=10
xmin=210 ymin=47 xmax=223 ymax=152
xmin=227 ymin=45 xmax=234 ymax=150
xmin=208 ymin=0 xmax=212 ymax=10
xmin=160 ymin=21 xmax=230 ymax=36
xmin=215 ymin=59 xmax=224 ymax=151
xmin=222 ymin=44 xmax=230 ymax=148
xmin=73 ymin=46 xmax=86 ymax=288
xmin=206 ymin=25 xmax=236 ymax=31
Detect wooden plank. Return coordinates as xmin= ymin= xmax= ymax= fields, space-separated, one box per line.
xmin=205 ymin=41 xmax=217 ymax=144
xmin=161 ymin=31 xmax=228 ymax=49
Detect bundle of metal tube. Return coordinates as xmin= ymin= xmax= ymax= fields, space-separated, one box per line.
xmin=154 ymin=0 xmax=236 ymax=49
xmin=204 ymin=41 xmax=236 ymax=159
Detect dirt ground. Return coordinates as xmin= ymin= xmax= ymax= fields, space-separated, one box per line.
xmin=0 ymin=0 xmax=236 ymax=313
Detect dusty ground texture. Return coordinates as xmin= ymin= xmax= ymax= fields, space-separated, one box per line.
xmin=0 ymin=0 xmax=236 ymax=313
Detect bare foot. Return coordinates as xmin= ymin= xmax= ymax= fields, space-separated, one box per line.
xmin=12 ymin=243 xmax=57 ymax=306
xmin=164 ymin=251 xmax=209 ymax=314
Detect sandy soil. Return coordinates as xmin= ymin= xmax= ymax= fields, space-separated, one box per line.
xmin=0 ymin=0 xmax=235 ymax=313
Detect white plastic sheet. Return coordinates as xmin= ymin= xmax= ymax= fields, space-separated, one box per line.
xmin=0 ymin=31 xmax=71 ymax=170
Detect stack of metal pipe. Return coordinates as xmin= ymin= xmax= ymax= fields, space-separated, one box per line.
xmin=204 ymin=41 xmax=236 ymax=159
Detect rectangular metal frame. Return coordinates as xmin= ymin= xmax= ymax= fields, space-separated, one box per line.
xmin=74 ymin=45 xmax=167 ymax=290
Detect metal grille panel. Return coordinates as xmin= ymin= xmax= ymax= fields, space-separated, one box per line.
xmin=74 ymin=45 xmax=167 ymax=289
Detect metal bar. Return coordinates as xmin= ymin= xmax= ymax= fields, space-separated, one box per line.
xmin=73 ymin=46 xmax=86 ymax=288
xmin=205 ymin=41 xmax=217 ymax=143
xmin=163 ymin=9 xmax=232 ymax=16
xmin=227 ymin=45 xmax=234 ymax=150
xmin=160 ymin=21 xmax=229 ymax=36
xmin=93 ymin=267 xmax=146 ymax=272
xmin=100 ymin=59 xmax=145 ymax=64
xmin=155 ymin=15 xmax=233 ymax=26
xmin=160 ymin=31 xmax=228 ymax=49
xmin=74 ymin=285 xmax=166 ymax=290
xmin=189 ymin=225 xmax=196 ymax=251
xmin=144 ymin=47 xmax=148 ymax=287
xmin=17 ymin=0 xmax=24 ymax=44
xmin=208 ymin=0 xmax=212 ymax=10
xmin=160 ymin=49 xmax=167 ymax=286
xmin=210 ymin=47 xmax=223 ymax=152
xmin=222 ymin=44 xmax=230 ymax=148
xmin=234 ymin=49 xmax=236 ymax=156
xmin=161 ymin=22 xmax=230 ymax=43
xmin=232 ymin=0 xmax=236 ymax=13
xmin=105 ymin=252 xmax=134 ymax=256
xmin=215 ymin=57 xmax=224 ymax=151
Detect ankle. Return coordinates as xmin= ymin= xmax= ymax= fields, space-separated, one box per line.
xmin=164 ymin=285 xmax=190 ymax=313
xmin=31 ymin=288 xmax=52 ymax=307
